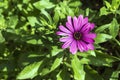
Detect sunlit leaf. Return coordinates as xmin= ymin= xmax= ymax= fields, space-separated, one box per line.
xmin=33 ymin=0 xmax=55 ymax=10
xmin=109 ymin=18 xmax=119 ymax=39
xmin=27 ymin=16 xmax=40 ymax=26
xmin=17 ymin=61 xmax=43 ymax=79
xmin=95 ymin=33 xmax=112 ymax=44
xmin=71 ymin=55 xmax=85 ymax=80
xmin=95 ymin=23 xmax=111 ymax=33
xmin=50 ymin=54 xmax=63 ymax=71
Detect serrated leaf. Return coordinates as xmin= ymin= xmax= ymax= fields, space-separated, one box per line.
xmin=33 ymin=0 xmax=55 ymax=10
xmin=17 ymin=61 xmax=43 ymax=79
xmin=71 ymin=55 xmax=85 ymax=80
xmin=109 ymin=18 xmax=119 ymax=39
xmin=95 ymin=33 xmax=112 ymax=44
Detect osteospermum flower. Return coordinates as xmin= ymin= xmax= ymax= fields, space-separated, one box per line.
xmin=56 ymin=15 xmax=96 ymax=54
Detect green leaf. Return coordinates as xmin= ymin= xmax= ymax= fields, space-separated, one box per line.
xmin=110 ymin=71 xmax=120 ymax=80
xmin=71 ymin=55 xmax=85 ymax=80
xmin=100 ymin=7 xmax=110 ymax=16
xmin=41 ymin=9 xmax=52 ymax=24
xmin=57 ymin=68 xmax=71 ymax=80
xmin=105 ymin=1 xmax=111 ymax=9
xmin=109 ymin=18 xmax=119 ymax=39
xmin=40 ymin=54 xmax=63 ymax=76
xmin=95 ymin=33 xmax=112 ymax=44
xmin=6 ymin=16 xmax=18 ymax=29
xmin=0 ymin=15 xmax=6 ymax=29
xmin=0 ymin=31 xmax=5 ymax=43
xmin=27 ymin=39 xmax=37 ymax=44
xmin=53 ymin=10 xmax=59 ymax=24
xmin=86 ymin=52 xmax=119 ymax=67
xmin=17 ymin=61 xmax=43 ymax=79
xmin=51 ymin=46 xmax=63 ymax=56
xmin=27 ymin=16 xmax=39 ymax=26
xmin=85 ymin=65 xmax=103 ymax=80
xmin=111 ymin=0 xmax=120 ymax=10
xmin=33 ymin=0 xmax=55 ymax=10
xmin=69 ymin=1 xmax=81 ymax=7
xmin=50 ymin=54 xmax=63 ymax=71
xmin=95 ymin=23 xmax=111 ymax=33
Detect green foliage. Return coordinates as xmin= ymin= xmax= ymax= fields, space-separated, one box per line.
xmin=0 ymin=0 xmax=120 ymax=80
xmin=17 ymin=61 xmax=43 ymax=79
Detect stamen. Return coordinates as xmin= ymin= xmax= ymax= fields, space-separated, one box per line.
xmin=74 ymin=32 xmax=82 ymax=40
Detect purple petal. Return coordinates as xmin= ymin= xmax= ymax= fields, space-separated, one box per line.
xmin=56 ymin=31 xmax=70 ymax=36
xmin=83 ymin=33 xmax=96 ymax=39
xmin=70 ymin=40 xmax=78 ymax=54
xmin=77 ymin=41 xmax=84 ymax=52
xmin=73 ymin=16 xmax=79 ymax=31
xmin=81 ymin=23 xmax=95 ymax=33
xmin=82 ymin=37 xmax=94 ymax=43
xmin=81 ymin=23 xmax=91 ymax=33
xmin=87 ymin=44 xmax=94 ymax=50
xmin=82 ymin=17 xmax=88 ymax=26
xmin=62 ymin=38 xmax=73 ymax=49
xmin=90 ymin=23 xmax=95 ymax=30
xmin=67 ymin=16 xmax=72 ymax=26
xmin=59 ymin=25 xmax=71 ymax=34
xmin=78 ymin=41 xmax=88 ymax=52
xmin=78 ymin=15 xmax=83 ymax=30
xmin=66 ymin=22 xmax=74 ymax=32
xmin=59 ymin=37 xmax=73 ymax=42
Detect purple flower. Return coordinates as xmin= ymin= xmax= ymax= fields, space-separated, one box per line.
xmin=56 ymin=15 xmax=96 ymax=54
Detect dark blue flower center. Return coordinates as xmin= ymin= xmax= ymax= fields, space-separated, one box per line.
xmin=74 ymin=32 xmax=82 ymax=40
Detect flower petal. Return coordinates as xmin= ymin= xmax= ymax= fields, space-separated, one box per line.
xmin=81 ymin=23 xmax=91 ymax=33
xmin=87 ymin=44 xmax=94 ymax=50
xmin=78 ymin=41 xmax=88 ymax=52
xmin=56 ymin=31 xmax=70 ymax=36
xmin=83 ymin=33 xmax=96 ymax=39
xmin=81 ymin=23 xmax=95 ymax=33
xmin=66 ymin=22 xmax=74 ymax=32
xmin=77 ymin=41 xmax=84 ymax=52
xmin=82 ymin=37 xmax=94 ymax=43
xmin=73 ymin=16 xmax=79 ymax=31
xmin=62 ymin=38 xmax=73 ymax=49
xmin=90 ymin=23 xmax=95 ymax=30
xmin=59 ymin=37 xmax=73 ymax=42
xmin=82 ymin=17 xmax=88 ymax=26
xmin=67 ymin=16 xmax=72 ymax=26
xmin=78 ymin=15 xmax=83 ymax=30
xmin=70 ymin=40 xmax=78 ymax=54
xmin=59 ymin=25 xmax=71 ymax=34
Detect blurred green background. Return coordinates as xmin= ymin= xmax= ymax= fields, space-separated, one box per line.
xmin=0 ymin=0 xmax=120 ymax=80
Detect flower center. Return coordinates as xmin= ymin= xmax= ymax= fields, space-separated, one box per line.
xmin=74 ymin=32 xmax=82 ymax=40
